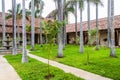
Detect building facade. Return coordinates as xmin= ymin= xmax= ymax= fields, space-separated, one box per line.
xmin=66 ymin=15 xmax=120 ymax=46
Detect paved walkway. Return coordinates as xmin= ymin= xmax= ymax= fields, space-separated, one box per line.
xmin=0 ymin=55 xmax=21 ymax=80
xmin=27 ymin=51 xmax=112 ymax=80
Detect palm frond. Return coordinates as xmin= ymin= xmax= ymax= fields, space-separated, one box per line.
xmin=29 ymin=2 xmax=31 ymax=9
xmin=16 ymin=3 xmax=21 ymax=14
xmin=8 ymin=10 xmax=12 ymax=14
xmin=6 ymin=14 xmax=12 ymax=19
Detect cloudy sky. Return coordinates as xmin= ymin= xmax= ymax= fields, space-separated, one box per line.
xmin=0 ymin=0 xmax=120 ymax=23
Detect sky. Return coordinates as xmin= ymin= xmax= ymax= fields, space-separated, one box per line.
xmin=0 ymin=0 xmax=120 ymax=24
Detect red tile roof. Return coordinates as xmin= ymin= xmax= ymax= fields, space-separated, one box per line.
xmin=66 ymin=15 xmax=120 ymax=33
xmin=0 ymin=12 xmax=52 ymax=33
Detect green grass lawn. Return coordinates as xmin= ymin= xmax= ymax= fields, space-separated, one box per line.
xmin=28 ymin=44 xmax=120 ymax=80
xmin=4 ymin=54 xmax=82 ymax=80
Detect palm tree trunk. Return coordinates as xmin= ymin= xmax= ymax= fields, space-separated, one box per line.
xmin=12 ymin=0 xmax=17 ymax=55
xmin=1 ymin=0 xmax=6 ymax=46
xmin=63 ymin=15 xmax=67 ymax=46
xmin=75 ymin=2 xmax=78 ymax=44
xmin=22 ymin=0 xmax=28 ymax=63
xmin=87 ymin=0 xmax=91 ymax=46
xmin=110 ymin=0 xmax=116 ymax=57
xmin=107 ymin=0 xmax=111 ymax=47
xmin=31 ymin=0 xmax=35 ymax=50
xmin=80 ymin=9 xmax=84 ymax=53
xmin=40 ymin=12 xmax=43 ymax=47
xmin=95 ymin=3 xmax=99 ymax=50
xmin=17 ymin=25 xmax=20 ymax=48
xmin=57 ymin=0 xmax=63 ymax=58
xmin=63 ymin=0 xmax=67 ymax=49
xmin=65 ymin=15 xmax=68 ymax=45
xmin=63 ymin=23 xmax=66 ymax=49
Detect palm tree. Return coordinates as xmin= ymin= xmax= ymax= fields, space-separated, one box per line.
xmin=95 ymin=0 xmax=99 ymax=50
xmin=22 ymin=0 xmax=28 ymax=63
xmin=29 ymin=0 xmax=44 ymax=48
xmin=79 ymin=0 xmax=84 ymax=53
xmin=12 ymin=0 xmax=17 ymax=55
xmin=86 ymin=0 xmax=102 ymax=49
xmin=94 ymin=0 xmax=103 ymax=50
xmin=110 ymin=0 xmax=116 ymax=57
xmin=62 ymin=0 xmax=75 ymax=48
xmin=53 ymin=0 xmax=74 ymax=48
xmin=67 ymin=0 xmax=78 ymax=45
xmin=57 ymin=0 xmax=64 ymax=58
xmin=74 ymin=1 xmax=78 ymax=45
xmin=1 ymin=0 xmax=6 ymax=46
xmin=96 ymin=2 xmax=99 ymax=50
xmin=62 ymin=0 xmax=66 ymax=49
xmin=107 ymin=0 xmax=111 ymax=47
xmin=39 ymin=0 xmax=44 ymax=47
xmin=63 ymin=0 xmax=68 ymax=49
xmin=30 ymin=0 xmax=35 ymax=51
xmin=87 ymin=0 xmax=91 ymax=46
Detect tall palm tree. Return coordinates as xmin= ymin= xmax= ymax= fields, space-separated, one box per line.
xmin=63 ymin=0 xmax=75 ymax=48
xmin=95 ymin=0 xmax=99 ymax=50
xmin=94 ymin=0 xmax=103 ymax=50
xmin=87 ymin=0 xmax=91 ymax=46
xmin=96 ymin=4 xmax=99 ymax=50
xmin=75 ymin=1 xmax=78 ymax=44
xmin=39 ymin=0 xmax=44 ymax=47
xmin=69 ymin=0 xmax=78 ymax=45
xmin=30 ymin=0 xmax=35 ymax=51
xmin=22 ymin=0 xmax=28 ymax=63
xmin=79 ymin=0 xmax=84 ymax=53
xmin=57 ymin=0 xmax=64 ymax=58
xmin=29 ymin=0 xmax=44 ymax=48
xmin=107 ymin=0 xmax=111 ymax=47
xmin=53 ymin=0 xmax=74 ymax=48
xmin=86 ymin=0 xmax=102 ymax=49
xmin=1 ymin=0 xmax=6 ymax=46
xmin=12 ymin=0 xmax=17 ymax=55
xmin=63 ymin=0 xmax=67 ymax=49
xmin=110 ymin=0 xmax=116 ymax=57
